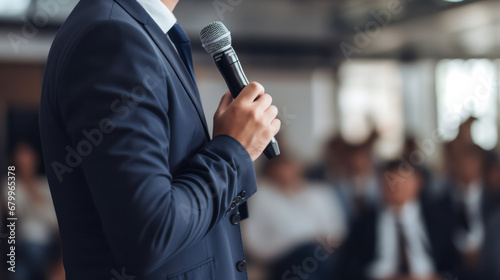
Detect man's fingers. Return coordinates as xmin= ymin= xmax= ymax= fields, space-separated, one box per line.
xmin=264 ymin=105 xmax=279 ymax=122
xmin=235 ymin=82 xmax=264 ymax=104
xmin=255 ymin=93 xmax=273 ymax=112
xmin=271 ymin=118 xmax=281 ymax=135
xmin=215 ymin=92 xmax=233 ymax=116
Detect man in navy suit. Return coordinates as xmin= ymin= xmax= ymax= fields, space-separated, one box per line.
xmin=39 ymin=0 xmax=280 ymax=278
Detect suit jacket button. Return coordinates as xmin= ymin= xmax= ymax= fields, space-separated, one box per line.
xmin=240 ymin=191 xmax=247 ymax=199
xmin=235 ymin=196 xmax=242 ymax=204
xmin=230 ymin=214 xmax=241 ymax=225
xmin=236 ymin=260 xmax=247 ymax=272
xmin=230 ymin=202 xmax=236 ymax=209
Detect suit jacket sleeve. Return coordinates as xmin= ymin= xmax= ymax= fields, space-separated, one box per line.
xmin=54 ymin=20 xmax=257 ymax=274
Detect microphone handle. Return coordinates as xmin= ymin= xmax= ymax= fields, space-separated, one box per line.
xmin=214 ymin=47 xmax=280 ymax=159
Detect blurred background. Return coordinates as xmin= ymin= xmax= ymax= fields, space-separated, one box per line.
xmin=1 ymin=0 xmax=500 ymax=279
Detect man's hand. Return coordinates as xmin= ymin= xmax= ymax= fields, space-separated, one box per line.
xmin=213 ymin=82 xmax=281 ymax=161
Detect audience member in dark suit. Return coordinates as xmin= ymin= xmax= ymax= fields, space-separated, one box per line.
xmin=338 ymin=160 xmax=458 ymax=280
xmin=441 ymin=144 xmax=500 ymax=280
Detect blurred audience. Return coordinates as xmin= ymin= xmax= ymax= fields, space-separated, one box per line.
xmin=338 ymin=160 xmax=457 ymax=280
xmin=243 ymin=155 xmax=345 ymax=280
xmin=308 ymin=132 xmax=382 ymax=225
xmin=2 ymin=116 xmax=499 ymax=280
xmin=333 ymin=117 xmax=500 ymax=280
xmin=2 ymin=142 xmax=63 ymax=280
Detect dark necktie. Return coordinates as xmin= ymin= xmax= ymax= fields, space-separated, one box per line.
xmin=167 ymin=23 xmax=196 ymax=82
xmin=396 ymin=220 xmax=410 ymax=275
xmin=457 ymin=199 xmax=471 ymax=232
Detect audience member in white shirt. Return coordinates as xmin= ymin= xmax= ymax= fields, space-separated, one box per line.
xmin=243 ymin=155 xmax=345 ymax=279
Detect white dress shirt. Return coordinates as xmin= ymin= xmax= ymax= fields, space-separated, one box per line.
xmin=368 ymin=201 xmax=435 ymax=279
xmin=4 ymin=178 xmax=59 ymax=244
xmin=136 ymin=0 xmax=176 ymax=33
xmin=454 ymin=181 xmax=485 ymax=252
xmin=243 ymin=182 xmax=346 ymax=261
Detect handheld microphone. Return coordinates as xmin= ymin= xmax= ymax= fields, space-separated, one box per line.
xmin=200 ymin=21 xmax=280 ymax=159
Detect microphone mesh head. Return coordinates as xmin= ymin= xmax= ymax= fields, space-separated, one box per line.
xmin=200 ymin=21 xmax=231 ymax=55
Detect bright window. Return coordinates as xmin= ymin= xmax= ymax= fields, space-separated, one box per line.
xmin=0 ymin=0 xmax=31 ymax=17
xmin=338 ymin=60 xmax=404 ymax=159
xmin=436 ymin=59 xmax=498 ymax=150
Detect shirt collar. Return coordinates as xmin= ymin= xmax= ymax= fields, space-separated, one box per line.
xmin=399 ymin=200 xmax=420 ymax=221
xmin=136 ymin=0 xmax=176 ymax=33
xmin=385 ymin=200 xmax=419 ymax=220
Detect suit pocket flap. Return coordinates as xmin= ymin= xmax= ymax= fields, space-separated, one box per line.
xmin=167 ymin=258 xmax=215 ymax=280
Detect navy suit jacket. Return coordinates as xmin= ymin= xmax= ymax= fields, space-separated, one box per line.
xmin=39 ymin=0 xmax=257 ymax=279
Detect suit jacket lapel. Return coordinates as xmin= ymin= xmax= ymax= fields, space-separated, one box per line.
xmin=114 ymin=0 xmax=210 ymax=140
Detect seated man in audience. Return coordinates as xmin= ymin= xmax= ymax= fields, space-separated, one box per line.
xmin=243 ymin=155 xmax=345 ymax=280
xmin=339 ymin=160 xmax=458 ymax=280
xmin=442 ymin=143 xmax=500 ymax=280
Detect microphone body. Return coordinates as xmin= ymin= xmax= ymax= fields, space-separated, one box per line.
xmin=213 ymin=47 xmax=247 ymax=99
xmin=212 ymin=47 xmax=280 ymax=159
